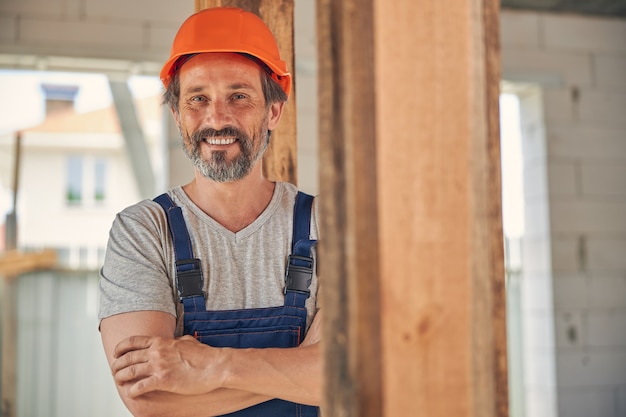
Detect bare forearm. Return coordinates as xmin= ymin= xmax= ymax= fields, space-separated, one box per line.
xmin=119 ymin=388 xmax=271 ymax=417
xmin=102 ymin=311 xmax=322 ymax=416
xmin=118 ymin=342 xmax=321 ymax=417
xmin=101 ymin=313 xmax=270 ymax=417
xmin=222 ymin=342 xmax=322 ymax=406
xmin=118 ymin=341 xmax=321 ymax=417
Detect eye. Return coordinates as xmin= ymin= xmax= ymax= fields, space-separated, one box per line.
xmin=190 ymin=95 xmax=207 ymax=102
xmin=232 ymin=93 xmax=248 ymax=100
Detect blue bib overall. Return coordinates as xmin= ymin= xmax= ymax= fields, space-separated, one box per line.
xmin=154 ymin=191 xmax=319 ymax=417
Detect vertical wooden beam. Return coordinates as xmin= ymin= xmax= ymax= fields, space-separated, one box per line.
xmin=483 ymin=2 xmax=509 ymax=416
xmin=318 ymin=0 xmax=507 ymax=416
xmin=318 ymin=1 xmax=383 ymax=416
xmin=195 ymin=0 xmax=297 ymax=185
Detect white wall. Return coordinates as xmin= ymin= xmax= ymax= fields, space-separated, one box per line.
xmin=17 ymin=134 xmax=139 ymax=250
xmin=501 ymin=10 xmax=626 ymax=417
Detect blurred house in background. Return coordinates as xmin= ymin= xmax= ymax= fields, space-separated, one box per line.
xmin=0 ymin=73 xmax=163 ymax=417
xmin=0 ymin=80 xmax=163 ymax=268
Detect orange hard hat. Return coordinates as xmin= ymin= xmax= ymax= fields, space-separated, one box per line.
xmin=160 ymin=7 xmax=291 ymax=96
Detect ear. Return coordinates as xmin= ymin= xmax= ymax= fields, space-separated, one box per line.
xmin=267 ymin=101 xmax=286 ymax=131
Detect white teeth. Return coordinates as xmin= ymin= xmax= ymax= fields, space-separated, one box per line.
xmin=206 ymin=137 xmax=236 ymax=145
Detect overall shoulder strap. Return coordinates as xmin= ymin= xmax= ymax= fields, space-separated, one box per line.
xmin=154 ymin=193 xmax=194 ymax=262
xmin=153 ymin=193 xmax=204 ymax=303
xmin=291 ymin=191 xmax=317 ymax=257
xmin=284 ymin=192 xmax=317 ymax=306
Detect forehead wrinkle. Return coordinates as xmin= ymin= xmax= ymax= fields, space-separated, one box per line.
xmin=178 ymin=53 xmax=264 ymax=93
xmin=228 ymin=82 xmax=255 ymax=91
xmin=181 ymin=81 xmax=257 ymax=96
xmin=182 ymin=85 xmax=205 ymax=95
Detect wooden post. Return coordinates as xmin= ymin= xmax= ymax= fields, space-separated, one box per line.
xmin=195 ymin=0 xmax=297 ymax=185
xmin=317 ymin=1 xmax=382 ymax=416
xmin=318 ymin=0 xmax=507 ymax=416
xmin=484 ymin=3 xmax=509 ymax=416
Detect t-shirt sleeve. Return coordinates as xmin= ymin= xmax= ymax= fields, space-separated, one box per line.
xmin=98 ymin=202 xmax=177 ymax=322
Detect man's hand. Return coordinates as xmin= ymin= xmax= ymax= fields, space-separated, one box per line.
xmin=112 ymin=335 xmax=227 ymax=398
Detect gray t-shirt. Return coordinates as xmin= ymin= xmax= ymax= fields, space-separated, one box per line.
xmin=98 ymin=182 xmax=319 ymax=335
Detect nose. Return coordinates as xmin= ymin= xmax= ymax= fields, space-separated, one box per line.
xmin=204 ymin=99 xmax=233 ymax=130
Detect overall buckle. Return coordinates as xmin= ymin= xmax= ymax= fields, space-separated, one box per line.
xmin=284 ymin=255 xmax=313 ymax=297
xmin=175 ymin=258 xmax=204 ymax=301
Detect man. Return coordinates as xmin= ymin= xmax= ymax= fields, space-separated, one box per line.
xmin=98 ymin=7 xmax=321 ymax=417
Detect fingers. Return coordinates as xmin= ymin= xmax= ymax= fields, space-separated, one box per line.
xmin=115 ymin=367 xmax=162 ymax=399
xmin=111 ymin=336 xmax=155 ymax=394
xmin=111 ymin=337 xmax=161 ymax=397
xmin=114 ymin=359 xmax=150 ymax=384
xmin=117 ymin=373 xmax=161 ymax=398
xmin=112 ymin=348 xmax=142 ymax=373
xmin=112 ymin=335 xmax=159 ymax=377
xmin=114 ymin=335 xmax=153 ymax=358
xmin=127 ymin=375 xmax=160 ymax=398
xmin=109 ymin=334 xmax=215 ymax=397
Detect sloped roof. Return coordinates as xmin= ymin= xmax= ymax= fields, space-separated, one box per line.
xmin=24 ymin=94 xmax=161 ymax=134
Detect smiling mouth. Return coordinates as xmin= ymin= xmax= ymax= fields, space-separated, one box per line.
xmin=205 ymin=137 xmax=237 ymax=145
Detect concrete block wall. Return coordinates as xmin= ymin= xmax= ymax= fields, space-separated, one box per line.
xmin=501 ymin=10 xmax=626 ymax=417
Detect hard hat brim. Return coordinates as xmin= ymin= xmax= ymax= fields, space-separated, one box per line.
xmin=160 ymin=50 xmax=291 ymax=97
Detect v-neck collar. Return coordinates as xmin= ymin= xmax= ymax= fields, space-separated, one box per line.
xmin=171 ymin=183 xmax=284 ymax=243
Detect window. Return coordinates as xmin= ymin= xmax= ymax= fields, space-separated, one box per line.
xmin=66 ymin=156 xmax=83 ymax=204
xmin=66 ymin=156 xmax=108 ymax=205
xmin=94 ymin=158 xmax=106 ymax=202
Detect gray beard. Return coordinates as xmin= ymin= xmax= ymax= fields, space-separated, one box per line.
xmin=181 ymin=124 xmax=269 ymax=183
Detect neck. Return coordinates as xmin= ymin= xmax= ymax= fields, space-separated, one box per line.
xmin=182 ymin=164 xmax=275 ymax=233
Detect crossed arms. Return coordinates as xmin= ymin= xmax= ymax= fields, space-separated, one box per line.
xmin=100 ymin=309 xmax=322 ymax=417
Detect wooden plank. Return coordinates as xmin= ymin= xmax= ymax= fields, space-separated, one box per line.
xmin=482 ymin=2 xmax=509 ymax=416
xmin=318 ymin=0 xmax=507 ymax=415
xmin=0 ymin=250 xmax=57 ymax=280
xmin=195 ymin=0 xmax=297 ymax=185
xmin=317 ymin=1 xmax=383 ymax=416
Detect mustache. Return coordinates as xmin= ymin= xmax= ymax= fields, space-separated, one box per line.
xmin=190 ymin=126 xmax=248 ymax=143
